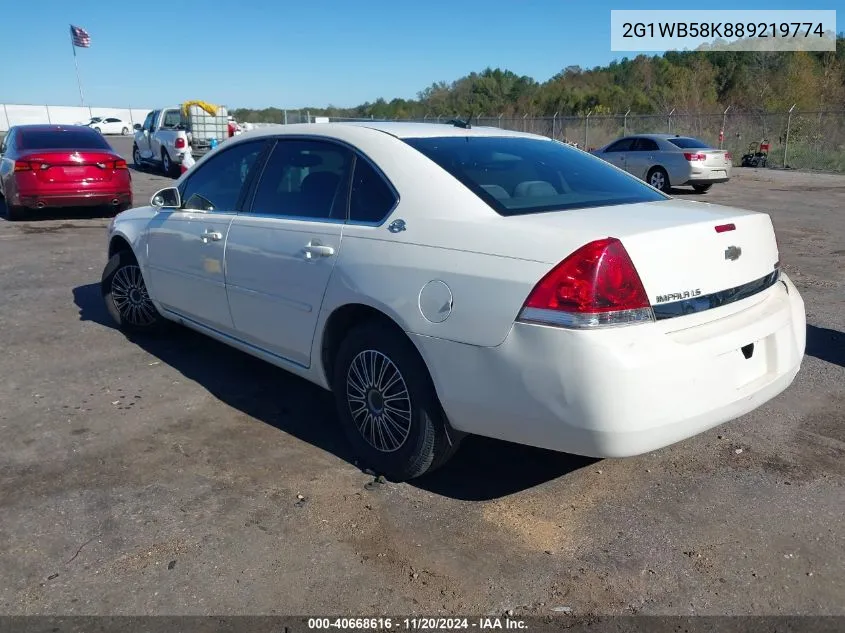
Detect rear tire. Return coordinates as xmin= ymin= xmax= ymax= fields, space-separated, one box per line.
xmin=161 ymin=150 xmax=174 ymax=177
xmin=132 ymin=145 xmax=144 ymax=170
xmin=647 ymin=166 xmax=670 ymax=192
xmin=4 ymin=204 xmax=24 ymax=221
xmin=332 ymin=321 xmax=462 ymax=481
xmin=101 ymin=250 xmax=166 ymax=334
xmin=692 ymin=184 xmax=712 ymax=194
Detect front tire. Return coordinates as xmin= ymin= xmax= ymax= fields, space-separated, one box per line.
xmin=101 ymin=250 xmax=165 ymax=333
xmin=692 ymin=184 xmax=712 ymax=193
xmin=647 ymin=166 xmax=670 ymax=192
xmin=132 ymin=145 xmax=144 ymax=170
xmin=332 ymin=321 xmax=461 ymax=481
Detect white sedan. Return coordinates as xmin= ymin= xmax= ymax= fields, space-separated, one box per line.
xmin=84 ymin=116 xmax=132 ymax=135
xmin=100 ymin=122 xmax=806 ymax=480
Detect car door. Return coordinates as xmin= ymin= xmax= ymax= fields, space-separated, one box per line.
xmin=138 ymin=111 xmax=156 ymax=159
xmin=0 ymin=128 xmax=17 ymax=197
xmin=599 ymin=137 xmax=635 ymax=173
xmin=103 ymin=117 xmax=121 ymax=134
xmin=224 ymin=138 xmax=353 ymax=367
xmin=626 ymin=137 xmax=660 ymax=180
xmin=145 ymin=139 xmax=268 ymax=333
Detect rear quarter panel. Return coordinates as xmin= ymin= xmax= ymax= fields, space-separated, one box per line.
xmin=320 ymin=231 xmax=550 ymax=348
xmin=661 ymin=151 xmax=692 ymax=185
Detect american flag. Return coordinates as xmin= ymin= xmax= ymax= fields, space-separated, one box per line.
xmin=70 ymin=25 xmax=90 ymax=48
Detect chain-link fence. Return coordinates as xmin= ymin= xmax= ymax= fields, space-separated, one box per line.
xmin=279 ymin=109 xmax=845 ymax=172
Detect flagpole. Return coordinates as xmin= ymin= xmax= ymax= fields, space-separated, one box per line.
xmin=70 ymin=28 xmax=85 ymax=107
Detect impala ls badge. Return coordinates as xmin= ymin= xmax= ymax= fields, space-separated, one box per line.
xmin=724 ymin=245 xmax=742 ymax=261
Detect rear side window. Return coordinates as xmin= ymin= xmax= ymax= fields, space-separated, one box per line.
xmin=632 ymin=138 xmax=660 ymax=151
xmin=249 ymin=139 xmax=352 ymax=220
xmin=349 ymin=156 xmax=397 ymax=224
xmin=667 ymin=137 xmax=711 ymax=149
xmin=404 ymin=136 xmax=667 ymax=216
xmin=18 ymin=129 xmax=111 ymax=151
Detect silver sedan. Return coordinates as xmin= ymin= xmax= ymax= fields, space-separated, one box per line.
xmin=592 ymin=134 xmax=732 ymax=193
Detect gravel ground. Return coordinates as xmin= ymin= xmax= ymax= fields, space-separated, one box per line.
xmin=0 ymin=136 xmax=843 ymax=616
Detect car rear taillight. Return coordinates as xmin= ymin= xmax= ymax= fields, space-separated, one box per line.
xmin=518 ymin=238 xmax=654 ymax=329
xmin=13 ymin=161 xmax=32 ymax=172
xmin=684 ymin=152 xmax=706 ymax=161
xmin=175 ymin=137 xmax=186 ymax=149
xmin=95 ymin=159 xmax=129 ymax=169
xmin=725 ymin=152 xmax=733 ymax=160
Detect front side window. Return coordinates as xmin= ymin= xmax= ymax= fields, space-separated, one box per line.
xmin=142 ymin=112 xmax=155 ymax=132
xmin=180 ymin=140 xmax=266 ymax=212
xmin=404 ymin=136 xmax=668 ymax=216
xmin=249 ymin=139 xmax=352 ymax=220
xmin=605 ymin=138 xmax=635 ymax=152
xmin=349 ymin=156 xmax=397 ymax=224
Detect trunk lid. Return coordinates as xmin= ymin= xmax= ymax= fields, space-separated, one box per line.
xmin=19 ymin=150 xmax=123 ymax=184
xmin=697 ymin=149 xmax=732 ymax=169
xmin=505 ymin=199 xmax=779 ymax=306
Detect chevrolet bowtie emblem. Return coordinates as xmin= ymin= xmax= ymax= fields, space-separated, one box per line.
xmin=724 ymin=245 xmax=742 ymax=261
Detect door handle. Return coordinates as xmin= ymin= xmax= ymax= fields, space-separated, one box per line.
xmin=201 ymin=229 xmax=222 ymax=242
xmin=303 ymin=242 xmax=335 ymax=259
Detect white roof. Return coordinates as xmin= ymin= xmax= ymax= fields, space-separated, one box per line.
xmin=234 ymin=121 xmax=549 ymax=141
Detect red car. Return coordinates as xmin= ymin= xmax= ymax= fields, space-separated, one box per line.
xmin=0 ymin=124 xmax=132 ymax=221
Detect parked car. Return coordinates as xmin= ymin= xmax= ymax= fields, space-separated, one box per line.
xmin=0 ymin=124 xmax=132 ymax=221
xmin=83 ymin=116 xmax=132 ymax=136
xmin=593 ymin=134 xmax=732 ymax=193
xmin=101 ymin=122 xmax=805 ymax=480
xmin=133 ymin=104 xmax=228 ymax=176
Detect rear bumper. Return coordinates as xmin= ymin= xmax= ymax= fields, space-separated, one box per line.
xmin=17 ymin=190 xmax=132 ymax=209
xmin=412 ymin=273 xmax=805 ymax=458
xmin=684 ymin=166 xmax=732 ymax=184
xmin=687 ymin=177 xmax=729 ymax=185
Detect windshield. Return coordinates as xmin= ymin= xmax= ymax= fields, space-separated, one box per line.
xmin=18 ymin=129 xmax=112 ymax=151
xmin=404 ymin=136 xmax=668 ymax=216
xmin=667 ymin=137 xmax=711 ymax=149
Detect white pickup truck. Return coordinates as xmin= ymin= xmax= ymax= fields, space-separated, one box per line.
xmin=132 ymin=104 xmax=228 ymax=176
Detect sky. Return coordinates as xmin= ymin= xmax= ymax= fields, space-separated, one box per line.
xmin=3 ymin=0 xmax=840 ymax=110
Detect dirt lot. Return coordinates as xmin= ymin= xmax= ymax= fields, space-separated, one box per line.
xmin=1 ymin=136 xmax=843 ymax=616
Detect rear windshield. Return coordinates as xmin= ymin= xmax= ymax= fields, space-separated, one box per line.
xmin=403 ymin=136 xmax=668 ymax=216
xmin=18 ymin=129 xmax=112 ymax=151
xmin=667 ymin=137 xmax=711 ymax=149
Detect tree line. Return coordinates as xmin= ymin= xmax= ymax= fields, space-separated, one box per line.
xmin=231 ymin=38 xmax=845 ymax=123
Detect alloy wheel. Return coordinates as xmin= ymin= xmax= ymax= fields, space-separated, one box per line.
xmin=346 ymin=350 xmax=412 ymax=453
xmin=110 ymin=265 xmax=158 ymax=327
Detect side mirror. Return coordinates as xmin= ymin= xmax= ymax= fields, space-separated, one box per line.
xmin=133 ymin=123 xmax=142 ymax=131
xmin=151 ymin=187 xmax=181 ymax=209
